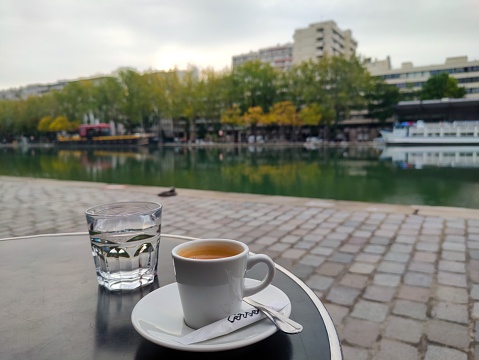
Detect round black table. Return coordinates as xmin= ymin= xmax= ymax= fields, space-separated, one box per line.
xmin=0 ymin=233 xmax=342 ymax=360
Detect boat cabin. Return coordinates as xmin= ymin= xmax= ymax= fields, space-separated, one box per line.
xmin=78 ymin=124 xmax=111 ymax=137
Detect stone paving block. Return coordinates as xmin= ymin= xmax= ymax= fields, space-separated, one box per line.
xmin=438 ymin=272 xmax=467 ymax=288
xmin=341 ymin=346 xmax=369 ymax=360
xmin=397 ymin=285 xmax=430 ymax=303
xmin=432 ymin=302 xmax=468 ymax=324
xmin=320 ymin=239 xmax=342 ymax=248
xmin=347 ymin=236 xmax=368 ymax=245
xmin=473 ymin=303 xmax=479 ymax=319
xmin=364 ymin=244 xmax=387 ymax=254
xmin=384 ymin=251 xmax=410 ymax=263
xmin=408 ymin=261 xmax=435 ymax=274
xmin=378 ymin=261 xmax=406 ymax=274
xmin=351 ymin=300 xmax=389 ymax=323
xmin=395 ymin=235 xmax=416 ymax=244
xmin=324 ymin=303 xmax=349 ymax=325
xmin=326 ymin=286 xmax=361 ymax=306
xmin=328 ymin=252 xmax=354 ymax=264
xmin=317 ymin=262 xmax=345 ymax=277
xmin=355 ymin=253 xmax=381 ymax=263
xmin=390 ymin=243 xmax=413 ymax=253
xmin=310 ymin=245 xmax=333 ymax=256
xmin=305 ymin=274 xmax=334 ymax=291
xmin=349 ymin=262 xmax=376 ymax=274
xmin=413 ymin=251 xmax=437 ymax=263
xmin=393 ymin=299 xmax=427 ymax=320
xmin=425 ymin=345 xmax=467 ymax=360
xmin=426 ymin=319 xmax=469 ymax=349
xmin=436 ymin=286 xmax=468 ymax=304
xmin=339 ymin=273 xmax=369 ymax=289
xmin=279 ymin=234 xmax=300 ymax=244
xmin=341 ymin=318 xmax=380 ymax=347
xmin=439 ymin=260 xmax=466 ymax=273
xmin=363 ymin=285 xmax=395 ymax=302
xmin=442 ymin=241 xmax=466 ymax=252
xmin=416 ymin=242 xmax=439 ymax=251
xmin=293 ymin=241 xmax=316 ymax=250
xmin=301 ymin=233 xmax=324 ymax=242
xmin=326 ymin=232 xmax=349 ymax=241
xmin=298 ymin=254 xmax=325 ymax=267
xmin=374 ymin=339 xmax=419 ymax=360
xmin=472 ymin=284 xmax=479 ymax=300
xmin=404 ymin=272 xmax=433 ymax=287
xmin=339 ymin=244 xmax=362 ymax=253
xmin=384 ymin=316 xmax=423 ymax=343
xmin=441 ymin=250 xmax=466 ymax=262
xmin=373 ymin=273 xmax=401 ymax=287
xmin=256 ymin=236 xmax=278 ymax=245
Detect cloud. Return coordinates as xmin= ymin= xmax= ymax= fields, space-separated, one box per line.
xmin=0 ymin=0 xmax=478 ymax=89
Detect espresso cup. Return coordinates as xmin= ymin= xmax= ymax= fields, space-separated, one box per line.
xmin=171 ymin=239 xmax=276 ymax=329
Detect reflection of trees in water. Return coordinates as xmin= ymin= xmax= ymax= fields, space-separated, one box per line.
xmin=1 ymin=146 xmax=479 ymax=208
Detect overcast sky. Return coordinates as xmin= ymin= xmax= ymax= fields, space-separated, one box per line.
xmin=1 ymin=0 xmax=478 ymax=90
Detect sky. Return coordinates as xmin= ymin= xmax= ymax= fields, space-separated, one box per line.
xmin=1 ymin=0 xmax=478 ymax=90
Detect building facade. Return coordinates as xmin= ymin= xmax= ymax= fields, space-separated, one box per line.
xmin=366 ymin=56 xmax=479 ymax=99
xmin=292 ymin=20 xmax=357 ymax=65
xmin=232 ymin=43 xmax=293 ymax=71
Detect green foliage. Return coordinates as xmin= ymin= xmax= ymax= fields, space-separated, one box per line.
xmin=366 ymin=78 xmax=401 ymax=122
xmin=420 ymin=73 xmax=466 ymax=100
xmin=0 ymin=56 xmax=408 ymax=139
xmin=230 ymin=61 xmax=278 ymax=113
xmin=298 ymin=103 xmax=322 ymax=126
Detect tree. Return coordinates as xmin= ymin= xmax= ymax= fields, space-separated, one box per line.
xmin=49 ymin=116 xmax=79 ymax=132
xmin=366 ymin=78 xmax=401 ymax=121
xmin=420 ymin=73 xmax=466 ymax=100
xmin=298 ymin=103 xmax=322 ymax=127
xmin=37 ymin=116 xmax=54 ymax=132
xmin=230 ymin=61 xmax=278 ymax=113
xmin=118 ymin=68 xmax=150 ymax=132
xmin=221 ymin=104 xmax=243 ymax=126
xmin=93 ymin=76 xmax=124 ymax=125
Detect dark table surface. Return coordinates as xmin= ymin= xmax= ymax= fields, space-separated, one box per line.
xmin=0 ymin=233 xmax=342 ymax=360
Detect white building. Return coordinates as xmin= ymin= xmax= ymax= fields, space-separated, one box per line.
xmin=292 ymin=20 xmax=357 ymax=65
xmin=232 ymin=43 xmax=293 ymax=71
xmin=366 ymin=56 xmax=479 ymax=99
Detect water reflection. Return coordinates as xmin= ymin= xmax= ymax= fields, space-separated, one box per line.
xmin=380 ymin=146 xmax=479 ymax=169
xmin=1 ymin=145 xmax=479 ymax=208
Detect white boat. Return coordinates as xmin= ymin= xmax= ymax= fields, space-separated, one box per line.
xmin=379 ymin=120 xmax=479 ymax=146
xmin=379 ymin=146 xmax=479 ymax=169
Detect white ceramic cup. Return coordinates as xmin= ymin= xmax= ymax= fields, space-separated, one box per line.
xmin=171 ymin=238 xmax=276 ymax=329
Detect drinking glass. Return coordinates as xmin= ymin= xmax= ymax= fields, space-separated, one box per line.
xmin=85 ymin=201 xmax=162 ymax=291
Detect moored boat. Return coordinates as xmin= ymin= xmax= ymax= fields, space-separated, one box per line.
xmin=380 ymin=120 xmax=479 ymax=146
xmin=56 ymin=124 xmax=158 ymax=147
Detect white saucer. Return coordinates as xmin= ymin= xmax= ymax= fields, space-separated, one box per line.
xmin=131 ymin=278 xmax=292 ymax=352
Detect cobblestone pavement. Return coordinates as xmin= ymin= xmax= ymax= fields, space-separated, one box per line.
xmin=2 ymin=175 xmax=479 ymax=360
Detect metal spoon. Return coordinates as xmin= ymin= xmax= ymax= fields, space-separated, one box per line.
xmin=243 ymin=297 xmax=303 ymax=334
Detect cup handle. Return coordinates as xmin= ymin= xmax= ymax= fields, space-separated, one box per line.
xmin=243 ymin=254 xmax=276 ymax=297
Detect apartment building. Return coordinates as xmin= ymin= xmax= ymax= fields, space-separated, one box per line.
xmin=366 ymin=56 xmax=479 ymax=99
xmin=292 ymin=20 xmax=357 ymax=65
xmin=232 ymin=43 xmax=293 ymax=71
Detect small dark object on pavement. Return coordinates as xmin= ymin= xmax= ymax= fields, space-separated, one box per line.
xmin=158 ymin=187 xmax=177 ymax=197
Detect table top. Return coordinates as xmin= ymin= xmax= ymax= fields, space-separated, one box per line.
xmin=0 ymin=233 xmax=342 ymax=360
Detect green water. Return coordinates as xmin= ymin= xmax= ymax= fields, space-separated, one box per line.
xmin=1 ymin=145 xmax=479 ymax=209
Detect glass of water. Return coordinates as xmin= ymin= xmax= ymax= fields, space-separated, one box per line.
xmin=85 ymin=201 xmax=162 ymax=291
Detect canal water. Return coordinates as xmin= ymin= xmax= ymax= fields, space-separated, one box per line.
xmin=1 ymin=145 xmax=479 ymax=209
